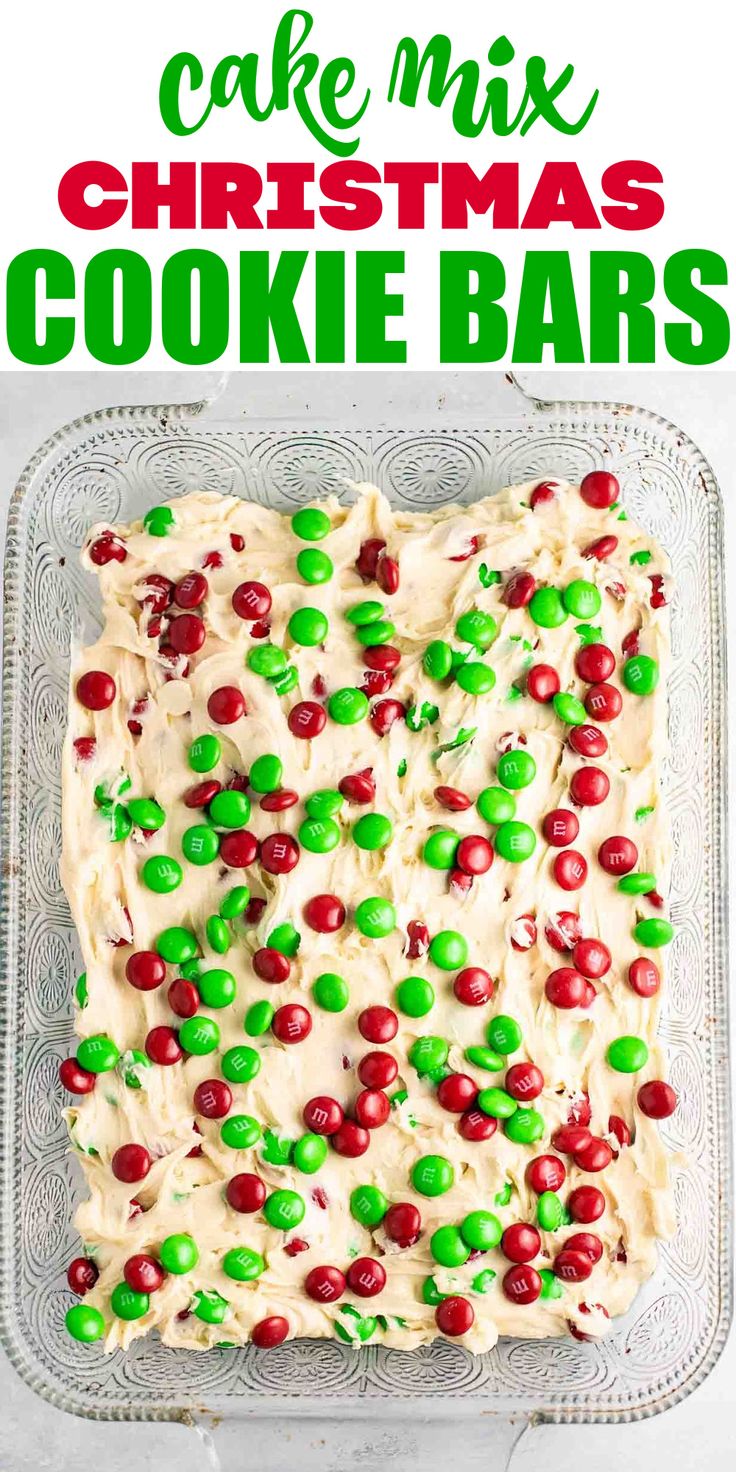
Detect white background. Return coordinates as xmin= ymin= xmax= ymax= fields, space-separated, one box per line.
xmin=0 ymin=0 xmax=735 ymax=367
xmin=0 ymin=367 xmax=732 ymax=1469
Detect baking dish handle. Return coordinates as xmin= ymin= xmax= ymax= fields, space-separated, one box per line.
xmin=177 ymin=369 xmax=546 ymax=423
xmin=184 ymin=1407 xmax=540 ymax=1470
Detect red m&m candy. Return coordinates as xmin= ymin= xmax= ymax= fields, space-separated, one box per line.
xmin=553 ymin=850 xmax=588 ymax=891
xmin=580 ymin=471 xmax=619 ymax=509
xmin=346 ymin=1258 xmax=386 ymax=1297
xmin=76 ymin=670 xmax=116 ymax=710
xmin=527 ymin=664 xmax=560 ymax=704
xmin=304 ymin=893 xmax=346 ymax=932
xmin=637 ymin=1081 xmax=677 ymax=1118
xmin=628 ymin=957 xmax=660 ymax=997
xmin=584 ymin=683 xmax=622 ymax=722
xmin=305 ymin=1265 xmax=346 ymax=1303
xmin=575 ymin=644 xmax=615 ymax=683
xmin=542 ymin=810 xmax=579 ymax=847
xmin=503 ymin=1264 xmax=541 ymax=1304
xmin=453 ymin=967 xmax=494 ymax=1006
xmin=435 ymin=1295 xmax=475 ymax=1334
xmin=598 ymin=835 xmax=638 ymax=874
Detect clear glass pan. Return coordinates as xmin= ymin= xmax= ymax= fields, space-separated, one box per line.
xmin=0 ymin=375 xmax=731 ymax=1428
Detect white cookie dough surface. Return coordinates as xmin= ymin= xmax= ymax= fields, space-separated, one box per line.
xmin=61 ymin=479 xmax=676 ymax=1355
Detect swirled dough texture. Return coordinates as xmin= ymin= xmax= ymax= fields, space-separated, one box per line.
xmin=62 ymin=481 xmax=675 ymax=1355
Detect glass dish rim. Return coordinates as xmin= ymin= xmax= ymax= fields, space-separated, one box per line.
xmin=0 ymin=381 xmax=731 ymax=1428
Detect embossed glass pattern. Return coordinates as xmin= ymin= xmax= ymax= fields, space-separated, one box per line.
xmin=0 ymin=395 xmax=730 ymax=1424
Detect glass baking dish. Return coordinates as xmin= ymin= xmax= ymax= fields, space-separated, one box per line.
xmin=0 ymin=374 xmax=731 ymax=1440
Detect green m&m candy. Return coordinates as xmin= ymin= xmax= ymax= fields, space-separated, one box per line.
xmin=299 ymin=817 xmax=341 ymax=853
xmin=430 ymin=1225 xmax=470 ymax=1268
xmin=268 ymin=922 xmax=301 ymax=955
xmin=247 ymin=644 xmax=287 ymax=678
xmin=222 ymin=1247 xmax=265 ymax=1282
xmin=494 ymin=820 xmax=536 ymax=862
xmin=455 ymin=661 xmax=496 ymax=695
xmin=127 ymin=797 xmax=165 ymax=831
xmin=244 ymin=1000 xmax=275 ymax=1036
xmin=305 ymin=788 xmax=343 ymax=819
xmin=111 ymin=1283 xmax=149 ymax=1321
xmin=143 ymin=505 xmax=174 ymax=537
xmin=537 ymin=1191 xmax=564 ymax=1231
xmin=293 ymin=1133 xmax=328 ymax=1174
xmin=552 ymin=692 xmax=587 ymax=726
xmin=269 ymin=664 xmax=299 ymax=696
xmin=456 ymin=610 xmax=497 ymax=650
xmin=297 ymin=548 xmax=333 ymax=584
xmin=422 ymin=1275 xmax=447 ymax=1306
xmin=355 ymin=897 xmax=395 ymax=938
xmin=219 ymin=885 xmax=250 ymax=920
xmin=563 ymin=579 xmax=602 ymax=619
xmin=472 ymin=1268 xmax=497 ymax=1294
xmin=180 ymin=959 xmax=202 ymax=982
xmin=504 ymin=1107 xmax=544 ymax=1144
xmin=75 ymin=972 xmax=88 ymax=1008
xmin=77 ymin=1035 xmax=119 ymax=1073
xmin=334 ymin=1306 xmax=378 ymax=1342
xmin=477 ymin=1087 xmax=517 ymax=1119
xmin=119 ymin=1049 xmax=152 ymax=1089
xmin=422 ymin=830 xmax=459 ymax=870
xmin=209 ymin=790 xmax=251 ymax=828
xmin=291 ymin=507 xmax=331 ymax=541
xmin=497 ymin=750 xmax=536 ymax=790
xmin=396 ymin=976 xmax=435 ymax=1018
xmin=156 ymin=926 xmax=198 ymax=965
xmin=623 ymin=655 xmax=659 ymax=695
xmin=423 ymin=640 xmax=453 ymax=680
xmin=429 ymin=930 xmax=468 ymax=970
xmin=221 ymin=1045 xmax=261 ymax=1083
xmin=461 ymin=1210 xmax=502 ymax=1250
xmin=618 ymin=872 xmax=657 ymax=895
xmin=486 ymin=1014 xmax=522 ymax=1055
xmin=346 ymin=599 xmax=385 ymax=626
xmin=312 ymin=972 xmax=349 ymax=1012
xmin=288 ymin=607 xmax=329 ymax=646
xmin=179 ymin=1015 xmax=220 ymax=1054
xmin=409 ymin=1036 xmax=448 ymax=1074
xmin=529 ymin=587 xmax=567 ymax=628
xmin=540 ymin=1267 xmax=563 ymax=1300
xmin=249 ymin=753 xmax=283 ymax=793
xmin=264 ymin=1188 xmax=305 ymax=1229
xmin=634 ymin=917 xmax=674 ymax=947
xmin=189 ymin=734 xmax=221 ymax=772
xmin=206 ymin=915 xmax=230 ymax=954
xmin=353 ymin=813 xmax=393 ymax=850
xmin=355 ymin=620 xmax=395 ymax=647
xmin=607 ymin=1035 xmax=649 ymax=1073
xmin=160 ymin=1233 xmax=199 ymax=1274
xmin=192 ymin=1290 xmax=230 ymax=1324
xmin=66 ymin=1303 xmax=105 ymax=1342
xmin=411 ymin=1154 xmax=454 ymax=1197
xmin=141 ymin=855 xmax=183 ymax=892
xmin=476 ymin=786 xmax=516 ymax=825
xmin=182 ymin=826 xmax=219 ymax=866
xmin=220 ymin=1114 xmax=261 ymax=1149
xmin=465 ymin=1045 xmax=505 ymax=1073
xmin=350 ymin=1184 xmax=388 ymax=1226
xmin=406 ymin=701 xmax=440 ymax=731
xmin=105 ymin=804 xmax=132 ymax=843
xmin=198 ymin=968 xmax=236 ymax=1009
xmin=328 ymin=687 xmax=369 ymax=724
